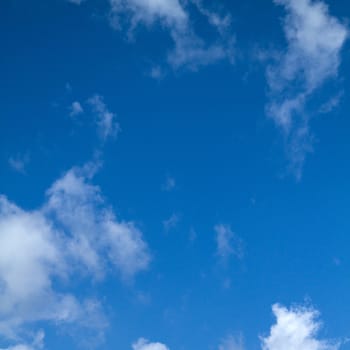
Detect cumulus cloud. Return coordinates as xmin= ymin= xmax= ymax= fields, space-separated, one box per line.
xmin=108 ymin=0 xmax=234 ymax=70
xmin=88 ymin=95 xmax=120 ymax=141
xmin=0 ymin=163 xmax=150 ymax=345
xmin=132 ymin=338 xmax=169 ymax=350
xmin=266 ymin=0 xmax=348 ymax=178
xmin=45 ymin=163 xmax=151 ymax=280
xmin=261 ymin=304 xmax=340 ymax=350
xmin=215 ymin=224 xmax=243 ymax=261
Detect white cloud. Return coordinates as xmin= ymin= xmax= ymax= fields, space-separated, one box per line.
xmin=0 ymin=330 xmax=44 ymax=350
xmin=69 ymin=101 xmax=84 ymax=117
xmin=108 ymin=0 xmax=234 ymax=70
xmin=215 ymin=224 xmax=243 ymax=261
xmin=132 ymin=338 xmax=169 ymax=350
xmin=219 ymin=334 xmax=245 ymax=350
xmin=0 ymin=162 xmax=150 ymax=344
xmin=109 ymin=0 xmax=187 ymax=28
xmin=266 ymin=0 xmax=348 ymax=178
xmin=88 ymin=95 xmax=120 ymax=141
xmin=8 ymin=154 xmax=30 ymax=174
xmin=0 ymin=345 xmax=34 ymax=350
xmin=261 ymin=304 xmax=339 ymax=350
xmin=0 ymin=196 xmax=79 ymax=338
xmin=45 ymin=163 xmax=151 ymax=280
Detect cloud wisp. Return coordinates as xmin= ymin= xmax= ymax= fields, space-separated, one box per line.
xmin=219 ymin=334 xmax=245 ymax=350
xmin=8 ymin=154 xmax=30 ymax=174
xmin=88 ymin=95 xmax=120 ymax=142
xmin=108 ymin=0 xmax=235 ymax=71
xmin=132 ymin=338 xmax=170 ymax=350
xmin=215 ymin=224 xmax=244 ymax=262
xmin=266 ymin=0 xmax=348 ymax=178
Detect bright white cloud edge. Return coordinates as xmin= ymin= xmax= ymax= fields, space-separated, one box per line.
xmin=0 ymin=162 xmax=150 ymax=348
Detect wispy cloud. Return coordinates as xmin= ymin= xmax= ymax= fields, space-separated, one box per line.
xmin=8 ymin=153 xmax=30 ymax=174
xmin=219 ymin=334 xmax=245 ymax=350
xmin=265 ymin=0 xmax=348 ymax=178
xmin=161 ymin=176 xmax=176 ymax=192
xmin=163 ymin=213 xmax=180 ymax=232
xmin=88 ymin=95 xmax=120 ymax=141
xmin=67 ymin=0 xmax=85 ymax=5
xmin=132 ymin=338 xmax=169 ymax=350
xmin=215 ymin=224 xmax=244 ymax=261
xmin=108 ymin=0 xmax=235 ymax=71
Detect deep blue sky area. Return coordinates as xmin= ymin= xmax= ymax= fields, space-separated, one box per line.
xmin=1 ymin=1 xmax=350 ymax=350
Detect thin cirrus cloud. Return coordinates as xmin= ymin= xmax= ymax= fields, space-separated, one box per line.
xmin=265 ymin=0 xmax=348 ymax=179
xmin=0 ymin=162 xmax=150 ymax=349
xmin=108 ymin=0 xmax=235 ymax=71
xmin=67 ymin=94 xmax=120 ymax=142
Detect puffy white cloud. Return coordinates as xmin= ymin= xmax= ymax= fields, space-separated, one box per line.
xmin=45 ymin=164 xmax=151 ymax=280
xmin=215 ymin=224 xmax=243 ymax=261
xmin=0 ymin=163 xmax=150 ymax=344
xmin=132 ymin=338 xmax=169 ymax=350
xmin=266 ymin=0 xmax=348 ymax=178
xmin=261 ymin=304 xmax=339 ymax=350
xmin=109 ymin=0 xmax=234 ymax=70
xmin=0 ymin=196 xmax=81 ymax=338
xmin=88 ymin=95 xmax=120 ymax=141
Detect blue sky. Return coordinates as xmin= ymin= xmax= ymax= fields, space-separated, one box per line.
xmin=1 ymin=0 xmax=350 ymax=349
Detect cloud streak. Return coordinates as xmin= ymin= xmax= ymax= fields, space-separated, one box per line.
xmin=215 ymin=224 xmax=244 ymax=261
xmin=266 ymin=0 xmax=347 ymax=178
